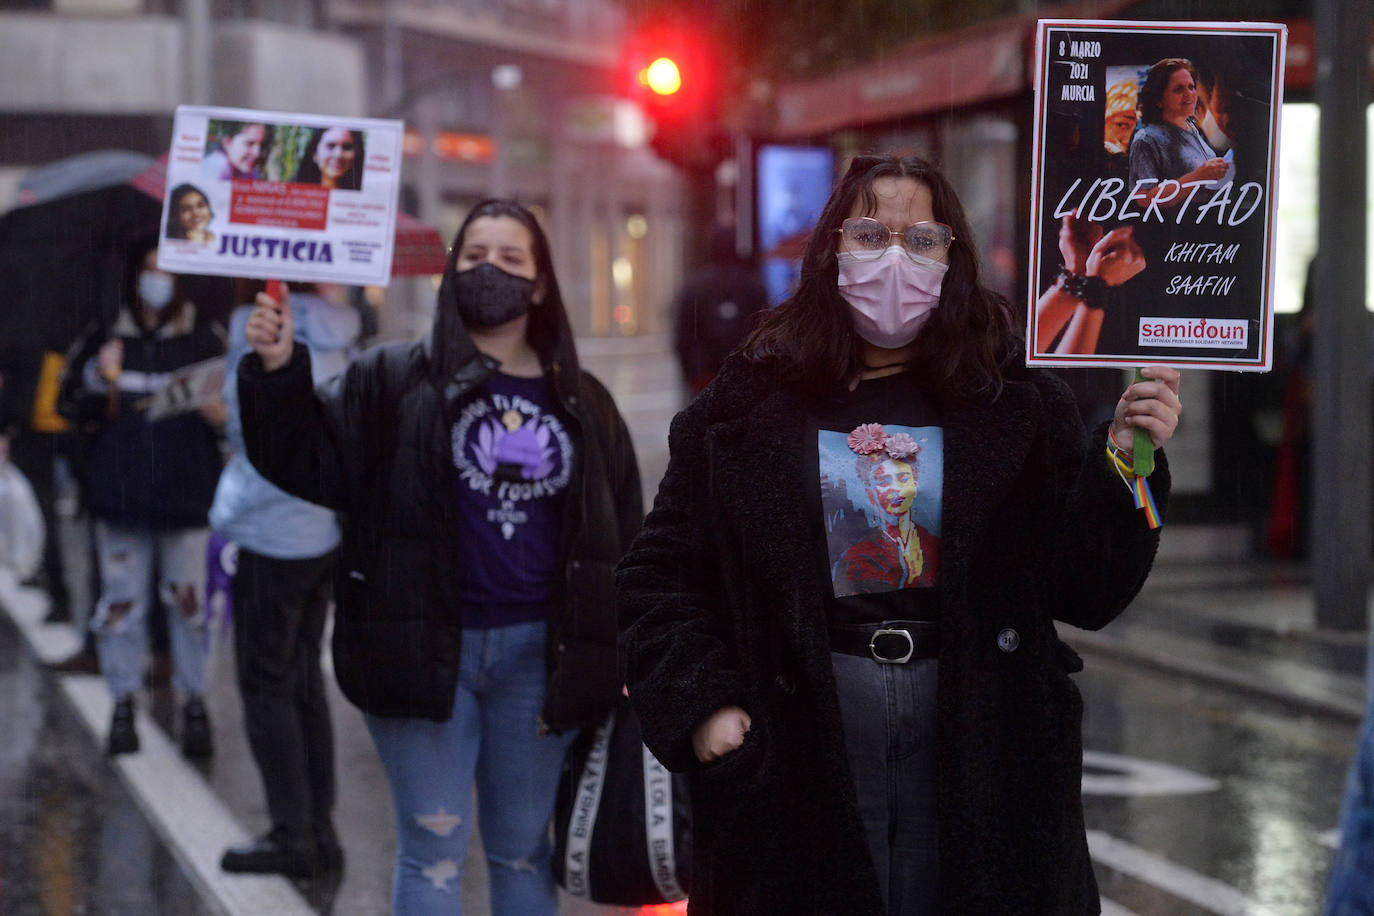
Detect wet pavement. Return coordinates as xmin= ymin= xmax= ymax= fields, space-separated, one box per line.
xmin=0 ymin=332 xmax=1368 ymax=914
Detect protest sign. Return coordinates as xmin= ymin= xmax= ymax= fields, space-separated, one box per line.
xmin=1027 ymin=20 xmax=1286 ymax=371
xmin=157 ymin=106 xmax=404 ymax=287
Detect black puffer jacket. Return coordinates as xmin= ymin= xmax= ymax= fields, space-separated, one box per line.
xmin=617 ymin=354 xmax=1169 ymax=914
xmin=239 ymin=306 xmax=642 ymax=730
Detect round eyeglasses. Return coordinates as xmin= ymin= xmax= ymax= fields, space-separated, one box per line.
xmin=836 ymin=217 xmax=954 ymax=261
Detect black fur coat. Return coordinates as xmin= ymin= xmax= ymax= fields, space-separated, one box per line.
xmin=617 ymin=356 xmax=1169 ymax=915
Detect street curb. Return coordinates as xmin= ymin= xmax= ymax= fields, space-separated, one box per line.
xmin=0 ymin=570 xmax=314 ymax=916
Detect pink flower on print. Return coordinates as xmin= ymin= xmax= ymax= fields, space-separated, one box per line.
xmin=885 ymin=433 xmax=920 ymax=461
xmin=847 ymin=423 xmax=889 ymax=455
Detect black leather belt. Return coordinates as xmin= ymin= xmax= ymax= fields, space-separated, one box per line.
xmin=829 ymin=620 xmax=939 ymax=664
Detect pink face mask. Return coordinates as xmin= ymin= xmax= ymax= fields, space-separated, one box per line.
xmin=837 ymin=246 xmax=948 ymax=349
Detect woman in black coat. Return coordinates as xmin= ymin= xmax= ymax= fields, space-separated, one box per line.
xmin=617 ymin=154 xmax=1182 ymax=915
xmin=238 ymin=199 xmax=642 ymax=912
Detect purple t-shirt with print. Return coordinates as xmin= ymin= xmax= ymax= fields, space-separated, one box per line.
xmin=451 ymin=372 xmax=573 ymax=628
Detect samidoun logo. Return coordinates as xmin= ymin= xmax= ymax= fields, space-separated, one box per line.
xmin=1139 ymin=317 xmax=1247 ymax=349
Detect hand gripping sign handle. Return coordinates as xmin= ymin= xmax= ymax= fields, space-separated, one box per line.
xmin=264 ymin=279 xmax=287 ymax=348
xmin=1132 ymin=368 xmax=1155 ymax=478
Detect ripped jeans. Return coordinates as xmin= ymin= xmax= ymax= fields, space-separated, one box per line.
xmin=90 ymin=521 xmax=210 ymax=699
xmin=364 ymin=621 xmax=577 ymax=916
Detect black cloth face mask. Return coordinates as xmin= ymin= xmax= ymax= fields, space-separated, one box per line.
xmin=453 ymin=262 xmax=537 ymax=328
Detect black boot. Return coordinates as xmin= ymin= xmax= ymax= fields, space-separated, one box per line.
xmin=221 ymin=826 xmax=320 ymax=877
xmin=181 ymin=697 xmax=213 ymax=758
xmin=107 ymin=696 xmax=138 ymax=756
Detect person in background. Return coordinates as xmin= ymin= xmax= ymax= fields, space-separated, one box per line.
xmin=0 ymin=344 xmax=73 ymax=624
xmin=59 ymin=234 xmax=227 ymax=758
xmin=293 ymin=127 xmax=365 ymax=191
xmin=165 ymin=184 xmax=215 ymax=245
xmin=203 ymin=122 xmax=271 ymax=182
xmin=236 ymin=199 xmax=642 ymax=914
xmin=212 ymin=281 xmax=360 ymax=878
xmin=617 ymin=154 xmax=1181 ymax=915
xmin=672 ymin=224 xmax=769 ymax=397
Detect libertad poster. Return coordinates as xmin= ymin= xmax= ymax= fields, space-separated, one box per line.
xmin=158 ymin=106 xmax=404 ymax=287
xmin=1027 ymin=20 xmax=1287 ymax=371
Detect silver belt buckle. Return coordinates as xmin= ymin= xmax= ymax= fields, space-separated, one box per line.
xmin=870 ymin=628 xmax=914 ymax=664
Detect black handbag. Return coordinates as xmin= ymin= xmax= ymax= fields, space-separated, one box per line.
xmin=552 ymin=700 xmax=692 ymax=905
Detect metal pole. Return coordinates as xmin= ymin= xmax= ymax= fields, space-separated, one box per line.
xmin=1313 ymin=0 xmax=1371 ymax=630
xmin=383 ymin=0 xmax=404 ymax=115
xmin=182 ymin=0 xmax=212 ymax=105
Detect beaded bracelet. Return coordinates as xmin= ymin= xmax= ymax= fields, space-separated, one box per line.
xmin=1057 ymin=267 xmax=1106 ymax=304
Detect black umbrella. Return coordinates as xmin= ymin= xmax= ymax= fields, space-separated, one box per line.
xmin=0 ymin=150 xmax=235 ymax=357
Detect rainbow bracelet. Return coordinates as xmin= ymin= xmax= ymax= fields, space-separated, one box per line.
xmin=1107 ymin=430 xmax=1161 ymax=529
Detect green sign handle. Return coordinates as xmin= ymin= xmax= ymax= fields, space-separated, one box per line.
xmin=1132 ymin=368 xmax=1155 ymax=477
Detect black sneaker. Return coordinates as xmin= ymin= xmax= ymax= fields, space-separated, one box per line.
xmin=108 ymin=696 xmax=139 ymax=756
xmin=221 ymin=826 xmax=320 ymax=877
xmin=315 ymin=821 xmax=345 ymax=873
xmin=182 ymin=698 xmax=213 ymax=758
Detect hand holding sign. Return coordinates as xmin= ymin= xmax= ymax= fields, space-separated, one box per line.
xmin=245 ymin=285 xmax=294 ymax=372
xmin=1110 ymin=366 xmax=1182 ymax=452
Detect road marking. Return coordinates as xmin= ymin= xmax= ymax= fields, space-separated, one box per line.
xmin=1082 ymin=750 xmax=1221 ymax=796
xmin=1087 ymin=830 xmax=1276 ymax=915
xmin=1099 ymin=899 xmax=1141 ymax=916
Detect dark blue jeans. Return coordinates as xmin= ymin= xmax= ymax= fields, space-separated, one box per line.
xmin=831 ymin=650 xmax=939 ymax=916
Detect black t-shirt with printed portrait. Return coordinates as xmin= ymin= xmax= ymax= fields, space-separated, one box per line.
xmin=807 ymin=369 xmax=944 ymax=627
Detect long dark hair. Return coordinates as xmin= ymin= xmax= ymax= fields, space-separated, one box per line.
xmin=165 ymin=184 xmax=212 ymax=240
xmin=1138 ymin=58 xmax=1197 ymax=126
xmin=742 ymin=153 xmax=1017 ymax=400
xmin=294 ymin=127 xmax=366 ymax=190
xmin=431 ymin=199 xmax=568 ymax=374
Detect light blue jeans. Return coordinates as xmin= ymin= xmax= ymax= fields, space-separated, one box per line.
xmin=364 ymin=620 xmax=577 ymax=916
xmin=90 ymin=521 xmax=210 ymax=699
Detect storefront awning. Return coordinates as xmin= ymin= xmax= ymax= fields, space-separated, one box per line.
xmin=771 ymin=0 xmax=1139 ymax=139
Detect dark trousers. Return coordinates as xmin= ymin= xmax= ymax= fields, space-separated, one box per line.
xmin=831 ymin=650 xmax=939 ymax=916
xmin=233 ymin=547 xmax=338 ymax=833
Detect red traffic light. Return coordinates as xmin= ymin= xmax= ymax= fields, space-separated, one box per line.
xmin=622 ymin=23 xmax=714 ymax=121
xmin=640 ymin=57 xmax=683 ymax=96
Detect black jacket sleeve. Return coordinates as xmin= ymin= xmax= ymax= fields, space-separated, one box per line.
xmin=237 ymin=343 xmax=357 ymax=513
xmin=616 ymin=396 xmax=748 ymax=773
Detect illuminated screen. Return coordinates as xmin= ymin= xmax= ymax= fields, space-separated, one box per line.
xmin=756 ymin=144 xmax=836 ymax=304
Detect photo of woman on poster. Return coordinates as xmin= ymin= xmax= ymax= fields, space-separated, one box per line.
xmin=293 ymin=127 xmax=365 ymax=191
xmin=165 ymin=184 xmax=216 ymax=245
xmin=203 ymin=121 xmax=272 ymax=182
xmin=1127 ymin=57 xmax=1231 ymax=207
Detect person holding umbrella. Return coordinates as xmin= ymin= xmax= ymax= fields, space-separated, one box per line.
xmin=59 ymin=232 xmax=227 ymax=758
